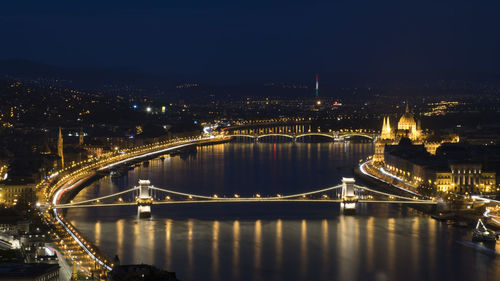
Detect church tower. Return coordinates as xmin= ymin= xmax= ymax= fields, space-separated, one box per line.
xmin=70 ymin=262 xmax=78 ymax=281
xmin=78 ymin=128 xmax=84 ymax=146
xmin=381 ymin=116 xmax=393 ymax=140
xmin=374 ymin=116 xmax=394 ymax=163
xmin=58 ymin=127 xmax=64 ymax=168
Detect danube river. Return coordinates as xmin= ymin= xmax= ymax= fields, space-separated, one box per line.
xmin=66 ymin=143 xmax=499 ymax=281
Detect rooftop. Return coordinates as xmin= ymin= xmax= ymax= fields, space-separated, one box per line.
xmin=0 ymin=263 xmax=59 ymax=279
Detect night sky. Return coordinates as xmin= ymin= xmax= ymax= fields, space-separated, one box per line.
xmin=1 ymin=1 xmax=500 ymax=82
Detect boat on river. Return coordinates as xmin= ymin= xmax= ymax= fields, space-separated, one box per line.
xmin=431 ymin=212 xmax=455 ymax=221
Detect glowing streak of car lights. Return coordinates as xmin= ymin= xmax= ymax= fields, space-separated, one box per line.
xmin=379 ymin=167 xmax=403 ymax=181
xmin=359 ymin=161 xmax=422 ymax=197
xmin=490 ymin=217 xmax=500 ymax=225
xmin=0 ymin=239 xmax=12 ymax=248
xmin=53 ymin=187 xmax=65 ymax=205
xmin=98 ymin=139 xmax=210 ymax=171
xmin=472 ymin=195 xmax=500 ymax=204
xmin=53 ymin=209 xmax=111 ymax=270
xmin=44 ymin=246 xmax=55 ymax=256
xmin=52 ymin=177 xmax=88 ymax=205
xmin=52 ymin=175 xmax=111 ymax=270
xmin=482 ymin=208 xmax=500 ymax=224
xmin=483 ymin=208 xmax=491 ymax=217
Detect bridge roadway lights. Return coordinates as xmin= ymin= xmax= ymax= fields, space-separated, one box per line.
xmin=229 ymin=132 xmax=376 ymax=142
xmin=137 ymin=180 xmax=152 ymax=218
xmin=341 ymin=177 xmax=357 ymax=215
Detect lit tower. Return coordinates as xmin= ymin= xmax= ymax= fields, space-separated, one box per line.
xmin=137 ymin=180 xmax=152 ymax=218
xmin=341 ymin=177 xmax=357 ymax=214
xmin=314 ymin=74 xmax=322 ymax=107
xmin=315 ymin=74 xmax=319 ymax=97
xmin=70 ymin=263 xmax=78 ymax=281
xmin=78 ymin=128 xmax=84 ymax=146
xmin=57 ymin=127 xmax=64 ymax=168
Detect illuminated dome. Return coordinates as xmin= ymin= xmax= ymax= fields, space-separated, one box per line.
xmin=398 ymin=103 xmax=416 ymax=131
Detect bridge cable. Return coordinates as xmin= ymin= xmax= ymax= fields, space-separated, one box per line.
xmin=354 ymin=185 xmax=432 ymax=202
xmin=57 ymin=187 xmax=138 ymax=206
xmin=149 ymin=185 xmax=343 ymax=200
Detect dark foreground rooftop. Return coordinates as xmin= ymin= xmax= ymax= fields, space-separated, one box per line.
xmin=0 ymin=263 xmax=59 ymax=280
xmin=109 ymin=264 xmax=179 ymax=281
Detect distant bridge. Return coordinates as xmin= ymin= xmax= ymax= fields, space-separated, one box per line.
xmin=226 ymin=126 xmax=378 ymax=142
xmin=229 ymin=133 xmax=377 ymax=142
xmin=54 ymin=178 xmax=436 ymax=217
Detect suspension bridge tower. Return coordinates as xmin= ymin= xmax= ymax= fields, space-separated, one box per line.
xmin=137 ymin=180 xmax=153 ymax=218
xmin=341 ymin=177 xmax=358 ymax=214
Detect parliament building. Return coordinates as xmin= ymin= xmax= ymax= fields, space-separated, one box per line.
xmin=374 ymin=103 xmax=425 ymax=162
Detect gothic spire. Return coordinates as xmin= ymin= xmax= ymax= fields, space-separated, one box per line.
xmin=58 ymin=127 xmax=64 ymax=168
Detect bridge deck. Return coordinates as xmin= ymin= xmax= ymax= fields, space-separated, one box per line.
xmin=54 ymin=199 xmax=436 ymax=209
xmin=228 ymin=131 xmax=377 ymax=141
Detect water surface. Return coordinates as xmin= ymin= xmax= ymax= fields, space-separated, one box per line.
xmin=67 ymin=143 xmax=500 ymax=281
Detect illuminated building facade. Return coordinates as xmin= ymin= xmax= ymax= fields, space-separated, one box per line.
xmin=413 ymin=163 xmax=496 ymax=194
xmin=383 ymin=142 xmax=499 ymax=194
xmin=448 ymin=164 xmax=496 ymax=193
xmin=0 ymin=184 xmax=36 ymax=205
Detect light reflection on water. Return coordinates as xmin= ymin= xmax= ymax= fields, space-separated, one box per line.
xmin=233 ymin=220 xmax=240 ymax=279
xmin=116 ymin=219 xmax=123 ymax=263
xmin=212 ymin=220 xmax=219 ymax=280
xmin=299 ymin=219 xmax=307 ymax=280
xmin=71 ymin=207 xmax=500 ymax=281
xmin=275 ymin=219 xmax=282 ymax=274
xmin=321 ymin=219 xmax=328 ymax=278
xmin=165 ymin=219 xmax=172 ymax=271
xmin=254 ymin=220 xmax=262 ymax=281
xmin=66 ymin=143 xmax=500 ymax=281
xmin=187 ymin=219 xmax=194 ymax=281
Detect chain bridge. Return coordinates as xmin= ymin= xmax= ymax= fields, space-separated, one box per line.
xmin=54 ymin=178 xmax=436 ymax=218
